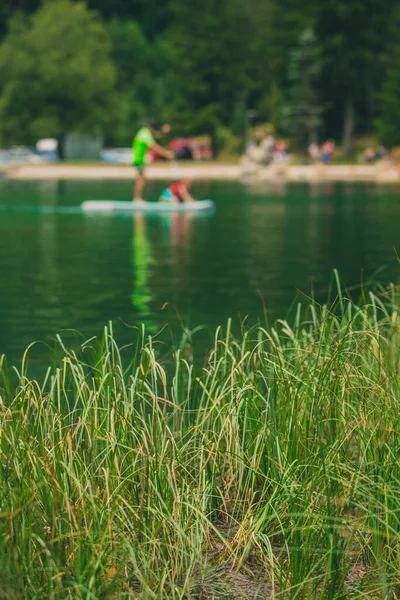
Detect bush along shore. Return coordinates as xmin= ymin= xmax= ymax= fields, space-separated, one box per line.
xmin=1 ymin=274 xmax=399 ymax=599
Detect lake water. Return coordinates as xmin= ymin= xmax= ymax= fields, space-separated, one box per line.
xmin=0 ymin=177 xmax=399 ymax=370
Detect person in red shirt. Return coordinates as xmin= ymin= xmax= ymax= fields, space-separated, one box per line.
xmin=321 ymin=140 xmax=335 ymax=164
xmin=159 ymin=179 xmax=196 ymax=203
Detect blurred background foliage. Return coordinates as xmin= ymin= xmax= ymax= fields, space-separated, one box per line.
xmin=0 ymin=0 xmax=399 ymax=154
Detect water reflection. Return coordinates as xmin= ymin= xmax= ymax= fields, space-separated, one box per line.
xmin=131 ymin=213 xmax=156 ymax=328
xmin=243 ymin=177 xmax=339 ymax=198
xmin=0 ymin=178 xmax=399 ymax=371
xmin=131 ymin=212 xmax=197 ymax=329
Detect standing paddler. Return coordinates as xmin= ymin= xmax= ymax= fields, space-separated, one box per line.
xmin=132 ymin=121 xmax=175 ymax=203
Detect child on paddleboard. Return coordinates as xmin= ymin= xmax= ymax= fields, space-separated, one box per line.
xmin=159 ymin=179 xmax=196 ymax=203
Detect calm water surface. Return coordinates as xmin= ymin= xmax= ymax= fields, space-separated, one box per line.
xmin=0 ymin=178 xmax=399 ymax=369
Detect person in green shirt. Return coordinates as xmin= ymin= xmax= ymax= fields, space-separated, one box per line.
xmin=132 ymin=121 xmax=175 ymax=203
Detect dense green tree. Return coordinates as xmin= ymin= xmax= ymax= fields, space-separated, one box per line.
xmin=376 ymin=57 xmax=400 ymax=146
xmin=0 ymin=0 xmax=398 ymax=152
xmin=0 ymin=0 xmax=117 ymax=148
xmin=376 ymin=8 xmax=400 ymax=147
xmin=283 ymin=27 xmax=324 ymax=145
xmin=107 ymin=19 xmax=172 ymax=144
xmin=1 ymin=0 xmax=170 ymax=40
xmin=86 ymin=0 xmax=170 ymax=39
xmin=0 ymin=0 xmax=41 ymax=39
xmin=314 ymin=0 xmax=393 ymax=153
xmin=238 ymin=0 xmax=276 ymax=120
xmin=164 ymin=0 xmax=273 ymax=153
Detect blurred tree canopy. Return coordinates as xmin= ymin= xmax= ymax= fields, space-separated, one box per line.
xmin=0 ymin=0 xmax=398 ymax=153
xmin=162 ymin=0 xmax=257 ymax=151
xmin=376 ymin=5 xmax=400 ymax=147
xmin=0 ymin=0 xmax=117 ymax=146
xmin=283 ymin=27 xmax=324 ymax=147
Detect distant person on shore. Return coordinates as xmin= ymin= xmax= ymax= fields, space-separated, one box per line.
xmin=376 ymin=145 xmax=388 ymax=160
xmin=273 ymin=140 xmax=289 ymax=163
xmin=321 ymin=140 xmax=335 ymax=164
xmin=362 ymin=145 xmax=388 ymax=164
xmin=264 ymin=135 xmax=275 ymax=153
xmin=158 ymin=179 xmax=196 ymax=203
xmin=245 ymin=138 xmax=263 ymax=163
xmin=363 ymin=147 xmax=376 ymax=164
xmin=132 ymin=121 xmax=175 ymax=203
xmin=308 ymin=143 xmax=320 ymax=163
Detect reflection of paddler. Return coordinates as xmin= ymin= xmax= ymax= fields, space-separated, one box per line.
xmin=161 ymin=214 xmax=193 ymax=307
xmin=170 ymin=213 xmax=192 ymax=249
xmin=161 ymin=212 xmax=192 ymax=249
xmin=131 ymin=213 xmax=157 ymax=327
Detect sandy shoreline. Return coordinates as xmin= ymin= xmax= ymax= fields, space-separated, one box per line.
xmin=2 ymin=161 xmax=400 ymax=182
xmin=1 ymin=163 xmax=240 ymax=181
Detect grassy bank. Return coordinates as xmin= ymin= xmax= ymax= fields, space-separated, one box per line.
xmin=1 ymin=274 xmax=399 ymax=599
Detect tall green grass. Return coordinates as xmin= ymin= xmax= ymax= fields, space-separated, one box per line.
xmin=0 ymin=276 xmax=399 ymax=599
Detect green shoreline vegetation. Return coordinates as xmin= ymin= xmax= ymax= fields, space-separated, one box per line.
xmin=2 ymin=1 xmax=400 ymax=156
xmin=1 ymin=273 xmax=399 ymax=599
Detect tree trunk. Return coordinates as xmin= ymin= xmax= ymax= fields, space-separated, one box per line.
xmin=309 ymin=121 xmax=318 ymax=146
xmin=211 ymin=129 xmax=218 ymax=158
xmin=342 ymin=97 xmax=354 ymax=157
xmin=57 ymin=134 xmax=66 ymax=161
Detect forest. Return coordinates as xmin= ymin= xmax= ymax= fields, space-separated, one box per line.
xmin=0 ymin=0 xmax=400 ymax=154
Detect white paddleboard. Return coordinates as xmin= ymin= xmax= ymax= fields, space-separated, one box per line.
xmin=81 ymin=200 xmax=214 ymax=213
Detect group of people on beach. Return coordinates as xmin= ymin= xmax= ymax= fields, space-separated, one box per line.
xmin=308 ymin=140 xmax=336 ymax=164
xmin=244 ymin=126 xmax=338 ymax=167
xmin=362 ymin=146 xmax=388 ymax=164
xmin=310 ymin=141 xmax=388 ymax=165
xmin=132 ymin=121 xmax=196 ymax=204
xmin=245 ymin=134 xmax=291 ymax=165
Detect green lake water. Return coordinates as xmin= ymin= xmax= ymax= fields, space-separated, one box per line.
xmin=0 ymin=177 xmax=399 ymax=370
